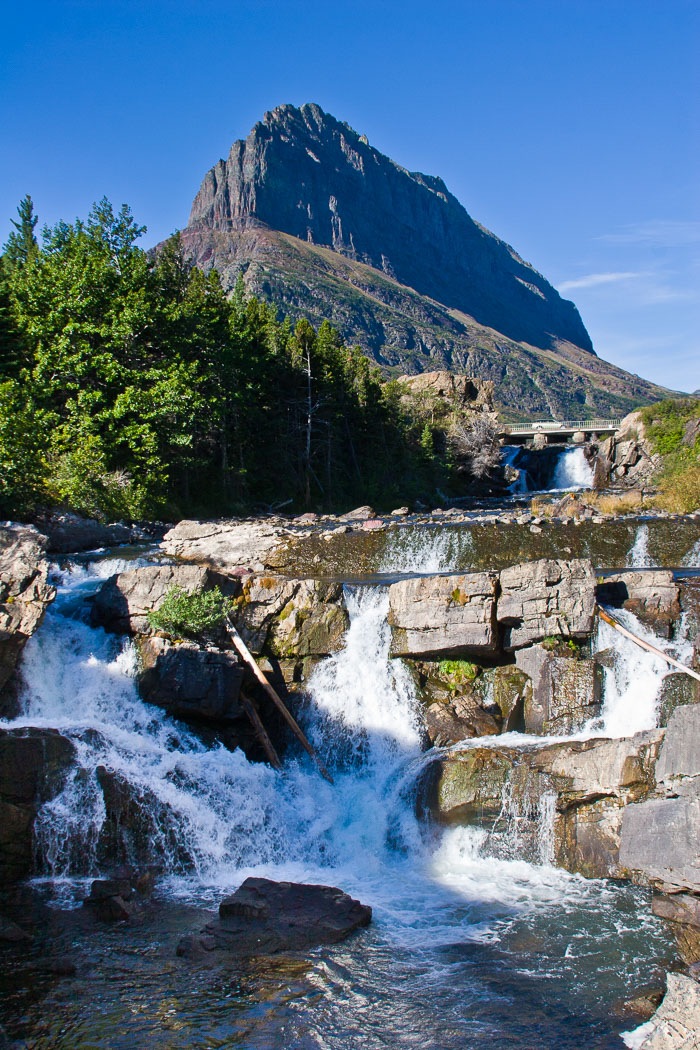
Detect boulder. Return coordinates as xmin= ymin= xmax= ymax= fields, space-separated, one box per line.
xmin=388 ymin=572 xmax=498 ymax=657
xmin=597 ymin=571 xmax=680 ymax=635
xmin=654 ymin=702 xmax=700 ymax=789
xmin=625 ymin=973 xmax=700 ymax=1050
xmin=232 ymin=576 xmax=348 ymax=657
xmin=341 ymin=505 xmax=375 ymax=521
xmin=658 ymin=674 xmax=699 ymax=727
xmin=497 ymin=558 xmax=596 ymax=649
xmin=514 ymin=645 xmax=601 ymax=735
xmin=35 ymin=511 xmax=131 ymax=554
xmin=161 ymin=519 xmax=290 ymax=571
xmin=620 ymin=792 xmax=700 ymax=894
xmin=433 ymin=730 xmax=663 ymax=877
xmin=0 ymin=727 xmax=76 ymax=885
xmin=0 ymin=524 xmax=56 ymax=698
xmin=177 ymin=877 xmax=371 ymax=957
xmin=92 ymin=563 xmax=238 ymax=635
xmin=137 ymin=638 xmax=244 ymax=721
xmin=424 ymin=696 xmax=500 ymax=746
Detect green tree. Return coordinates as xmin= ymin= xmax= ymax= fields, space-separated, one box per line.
xmin=3 ymin=195 xmax=38 ymax=268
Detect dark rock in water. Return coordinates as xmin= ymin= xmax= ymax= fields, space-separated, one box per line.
xmin=177 ymin=877 xmax=371 ymax=958
xmin=36 ymin=512 xmax=132 ymax=554
xmin=137 ymin=637 xmax=244 ymax=722
xmin=0 ymin=728 xmax=75 ymax=885
xmin=0 ymin=915 xmax=33 ymax=942
xmin=83 ymin=867 xmax=157 ymax=922
xmin=95 ymin=766 xmax=190 ymax=870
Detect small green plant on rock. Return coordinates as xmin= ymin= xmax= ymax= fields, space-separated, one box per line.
xmin=438 ymin=659 xmax=479 ymax=690
xmin=147 ymin=586 xmax=234 ymax=639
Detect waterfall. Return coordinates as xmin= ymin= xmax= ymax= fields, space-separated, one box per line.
xmin=551 ymin=447 xmax=594 ymax=490
xmin=501 ymin=444 xmax=529 ymax=493
xmin=597 ymin=609 xmax=694 ymax=737
xmin=378 ymin=527 xmax=471 ymax=574
xmin=626 ymin=524 xmax=654 ymax=567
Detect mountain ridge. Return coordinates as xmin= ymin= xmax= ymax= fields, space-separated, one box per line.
xmin=176 ymin=102 xmax=674 ymax=418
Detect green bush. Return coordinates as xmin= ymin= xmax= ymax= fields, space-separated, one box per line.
xmin=147 ymin=586 xmax=234 ymax=638
xmin=437 ymin=659 xmax=479 ymax=689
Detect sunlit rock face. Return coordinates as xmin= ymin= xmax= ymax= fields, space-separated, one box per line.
xmin=175 ymin=103 xmax=672 ymax=416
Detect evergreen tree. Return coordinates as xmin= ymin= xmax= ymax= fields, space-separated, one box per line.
xmin=3 ymin=195 xmax=38 ymax=268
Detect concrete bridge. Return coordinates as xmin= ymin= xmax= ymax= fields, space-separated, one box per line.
xmin=499 ymin=418 xmax=622 ymax=446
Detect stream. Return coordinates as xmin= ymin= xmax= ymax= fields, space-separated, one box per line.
xmin=1 ymin=518 xmax=693 ymax=1049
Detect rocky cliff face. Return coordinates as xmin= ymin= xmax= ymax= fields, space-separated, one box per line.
xmin=178 ymin=103 xmax=672 ymax=419
xmin=188 ymin=103 xmax=591 ymax=353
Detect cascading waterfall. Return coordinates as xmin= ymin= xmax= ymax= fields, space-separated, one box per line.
xmin=1 ymin=549 xmax=681 ymax=1048
xmin=378 ymin=526 xmax=472 ymax=574
xmin=596 ymin=608 xmax=693 ymax=737
xmin=551 ymin=446 xmax=594 ymax=490
xmin=626 ymin=524 xmax=654 ymax=568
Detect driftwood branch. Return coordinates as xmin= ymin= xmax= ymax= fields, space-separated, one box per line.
xmin=226 ymin=617 xmax=334 ymax=784
xmin=597 ymin=606 xmax=700 ymax=683
xmin=240 ymin=690 xmax=282 ymax=771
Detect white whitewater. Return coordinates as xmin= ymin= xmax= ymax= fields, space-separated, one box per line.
xmin=551 ymin=446 xmax=594 ymax=490
xmin=501 ymin=444 xmax=529 ymax=493
xmin=6 ymin=556 xmax=593 ymax=933
xmin=626 ymin=524 xmax=654 ymax=568
xmin=597 ymin=608 xmax=693 ymax=737
xmin=378 ymin=527 xmax=471 ymax=574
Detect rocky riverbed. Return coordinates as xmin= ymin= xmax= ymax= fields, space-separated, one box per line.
xmin=1 ymin=508 xmax=699 ymax=1048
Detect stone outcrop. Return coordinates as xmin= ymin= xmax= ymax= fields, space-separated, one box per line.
xmin=177 ymin=877 xmax=372 ymax=957
xmin=620 ymin=705 xmax=700 ymax=894
xmin=33 ymin=512 xmax=166 ymax=554
xmin=161 ymin=519 xmax=291 ymax=572
xmin=387 ymin=559 xmax=596 ymax=660
xmin=595 ymin=410 xmax=660 ymax=490
xmin=388 ymin=572 xmax=498 ymax=657
xmin=232 ymin=575 xmax=348 ymax=657
xmin=514 ymin=645 xmax=601 ymax=735
xmin=498 ymin=558 xmax=596 ymax=649
xmin=624 ymin=973 xmax=700 ymax=1050
xmin=434 ymin=730 xmax=663 ymax=878
xmin=137 ymin=638 xmax=244 ymax=722
xmin=0 ymin=524 xmax=55 ymax=700
xmin=0 ymin=728 xmax=75 ymax=885
xmin=598 ymin=570 xmax=680 ymax=635
xmin=91 ymin=562 xmax=237 ymax=635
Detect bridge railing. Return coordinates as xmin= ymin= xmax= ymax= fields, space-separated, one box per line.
xmin=502 ymin=419 xmax=622 ymax=434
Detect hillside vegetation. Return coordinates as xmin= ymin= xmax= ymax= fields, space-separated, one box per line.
xmin=0 ymin=197 xmax=490 ymax=520
xmin=640 ymin=398 xmax=700 ymax=512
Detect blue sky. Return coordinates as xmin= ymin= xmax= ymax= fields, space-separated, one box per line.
xmin=2 ymin=0 xmax=698 ymax=392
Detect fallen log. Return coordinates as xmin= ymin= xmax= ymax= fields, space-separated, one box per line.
xmin=597 ymin=605 xmax=700 ymax=683
xmin=225 ymin=617 xmax=334 ymax=784
xmin=240 ymin=691 xmax=282 ymax=771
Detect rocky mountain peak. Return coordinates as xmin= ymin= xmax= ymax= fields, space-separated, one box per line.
xmin=186 ymin=102 xmax=593 ymax=353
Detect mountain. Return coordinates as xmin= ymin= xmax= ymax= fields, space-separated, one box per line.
xmin=177 ymin=103 xmax=672 ymax=418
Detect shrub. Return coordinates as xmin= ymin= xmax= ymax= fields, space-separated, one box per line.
xmin=438 ymin=660 xmax=479 ymax=689
xmin=147 ymin=586 xmax=234 ymax=638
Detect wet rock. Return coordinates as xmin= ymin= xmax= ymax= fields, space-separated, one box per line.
xmin=424 ymin=697 xmax=500 ymax=746
xmin=658 ymin=674 xmax=699 ymax=727
xmin=434 ymin=730 xmax=663 ymax=877
xmin=161 ymin=519 xmax=291 ymax=571
xmin=388 ymin=572 xmax=499 ymax=658
xmin=138 ymin=638 xmax=244 ymax=722
xmin=95 ymin=766 xmax=188 ymax=870
xmin=0 ymin=525 xmax=56 ymax=702
xmin=92 ymin=563 xmax=238 ymax=635
xmin=598 ymin=571 xmax=681 ymax=635
xmin=0 ymin=915 xmax=33 ymax=942
xmin=514 ymin=645 xmax=601 ymax=735
xmin=497 ymin=558 xmax=596 ymax=649
xmin=232 ymin=576 xmax=348 ymax=657
xmin=35 ymin=511 xmax=132 ymax=554
xmin=0 ymin=728 xmax=76 ymax=885
xmin=626 ymin=972 xmax=700 ymax=1049
xmin=83 ymin=867 xmax=158 ymax=921
xmin=651 ymin=893 xmax=700 ymax=965
xmin=178 ymin=878 xmax=371 ymax=957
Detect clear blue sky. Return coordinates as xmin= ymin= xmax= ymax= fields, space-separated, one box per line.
xmin=2 ymin=0 xmax=698 ymax=391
